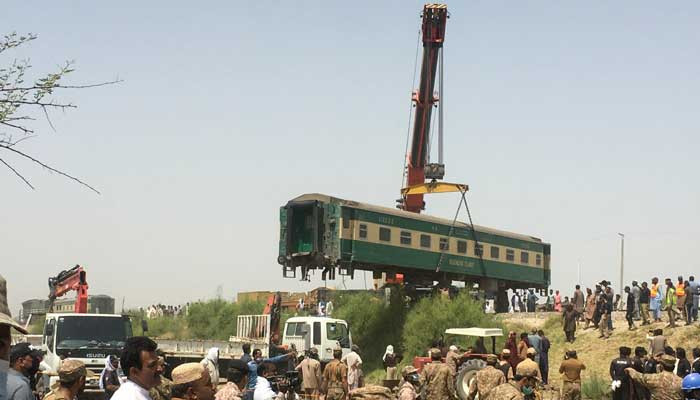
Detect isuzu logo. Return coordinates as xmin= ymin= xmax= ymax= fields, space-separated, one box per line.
xmin=86 ymin=353 xmax=106 ymax=358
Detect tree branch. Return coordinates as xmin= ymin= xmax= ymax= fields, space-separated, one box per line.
xmin=0 ymin=144 xmax=100 ymax=194
xmin=0 ymin=120 xmax=34 ymax=134
xmin=0 ymin=157 xmax=35 ymax=189
xmin=0 ymin=79 xmax=123 ymax=92
xmin=0 ymin=99 xmax=76 ymax=109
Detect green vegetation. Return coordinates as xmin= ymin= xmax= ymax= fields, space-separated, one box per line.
xmin=128 ymin=299 xmax=266 ymax=340
xmin=402 ymin=292 xmax=503 ymax=358
xmin=333 ymin=289 xmax=407 ymax=373
xmin=582 ymin=373 xmax=611 ymax=400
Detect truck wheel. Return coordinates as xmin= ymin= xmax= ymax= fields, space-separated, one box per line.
xmin=455 ymin=359 xmax=486 ymax=400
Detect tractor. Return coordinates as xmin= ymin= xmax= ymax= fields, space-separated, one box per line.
xmin=412 ymin=328 xmax=503 ymax=400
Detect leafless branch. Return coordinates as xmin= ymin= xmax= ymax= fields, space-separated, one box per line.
xmin=0 ymin=99 xmax=76 ymax=109
xmin=0 ymin=157 xmax=35 ymax=189
xmin=0 ymin=120 xmax=34 ymax=134
xmin=0 ymin=78 xmax=123 ymax=92
xmin=8 ymin=134 xmax=37 ymax=147
xmin=41 ymin=105 xmax=57 ymax=132
xmin=0 ymin=144 xmax=100 ymax=194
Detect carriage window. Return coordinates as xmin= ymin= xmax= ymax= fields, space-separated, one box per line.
xmin=400 ymin=231 xmax=412 ymax=245
xmin=359 ymin=224 xmax=367 ymax=239
xmin=506 ymin=249 xmax=515 ymax=262
xmin=420 ymin=234 xmax=431 ymax=248
xmin=457 ymin=241 xmax=467 ymax=254
xmin=475 ymin=244 xmax=483 ymax=256
xmin=490 ymin=246 xmax=500 ymax=259
xmin=536 ymin=254 xmax=542 ymax=266
xmin=439 ymin=238 xmax=449 ymax=251
xmin=379 ymin=227 xmax=391 ymax=242
xmin=520 ymin=252 xmax=529 ymax=264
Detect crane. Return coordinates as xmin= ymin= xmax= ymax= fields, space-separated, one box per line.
xmin=400 ymin=4 xmax=449 ymax=214
xmin=47 ymin=265 xmax=89 ymax=313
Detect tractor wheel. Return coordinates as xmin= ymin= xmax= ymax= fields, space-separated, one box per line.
xmin=455 ymin=359 xmax=486 ymax=400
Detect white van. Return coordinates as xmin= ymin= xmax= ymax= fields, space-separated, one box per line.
xmin=282 ymin=316 xmax=352 ymax=363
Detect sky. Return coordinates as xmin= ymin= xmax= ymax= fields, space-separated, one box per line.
xmin=1 ymin=1 xmax=699 ymax=315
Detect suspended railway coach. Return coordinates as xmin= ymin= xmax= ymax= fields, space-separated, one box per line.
xmin=278 ymin=194 xmax=550 ymax=310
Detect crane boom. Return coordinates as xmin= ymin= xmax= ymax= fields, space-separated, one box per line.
xmin=403 ymin=4 xmax=448 ymax=214
xmin=47 ymin=265 xmax=89 ymax=313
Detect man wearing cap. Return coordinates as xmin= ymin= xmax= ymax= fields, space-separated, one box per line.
xmin=610 ymin=347 xmax=634 ymax=400
xmin=445 ymin=345 xmax=461 ymax=377
xmin=112 ymin=336 xmax=164 ymax=400
xmin=489 ymin=372 xmax=538 ymax=400
xmin=516 ymin=348 xmax=541 ymax=380
xmin=559 ymin=350 xmax=585 ymax=400
xmin=468 ymin=354 xmax=505 ymax=400
xmin=626 ymin=354 xmax=683 ymax=400
xmin=420 ymin=348 xmax=456 ymax=400
xmin=294 ymin=348 xmax=321 ymax=397
xmin=1 ymin=275 xmax=30 ymax=400
xmin=216 ymin=359 xmax=249 ymax=400
xmin=499 ymin=349 xmax=514 ymax=381
xmin=171 ymin=362 xmax=215 ymax=400
xmin=42 ymin=359 xmax=93 ymax=400
xmin=398 ymin=366 xmax=419 ymax=400
xmin=8 ymin=343 xmax=35 ymax=400
xmin=322 ymin=345 xmax=347 ymax=400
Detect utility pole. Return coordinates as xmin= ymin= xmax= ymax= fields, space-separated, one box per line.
xmin=618 ymin=233 xmax=625 ymax=295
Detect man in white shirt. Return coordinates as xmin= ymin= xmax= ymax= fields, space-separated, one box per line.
xmin=111 ymin=336 xmax=164 ymax=400
xmin=253 ymin=362 xmax=278 ymax=400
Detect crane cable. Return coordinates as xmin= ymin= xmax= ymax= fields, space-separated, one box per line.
xmin=435 ymin=189 xmax=487 ymax=278
xmin=400 ymin=29 xmax=423 ymax=192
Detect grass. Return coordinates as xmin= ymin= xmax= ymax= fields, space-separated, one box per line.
xmin=582 ymin=373 xmax=611 ymax=400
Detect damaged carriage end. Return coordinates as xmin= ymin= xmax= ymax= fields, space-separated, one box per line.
xmin=278 ymin=196 xmax=344 ymax=281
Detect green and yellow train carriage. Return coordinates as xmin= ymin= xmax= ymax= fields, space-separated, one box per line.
xmin=278 ymin=194 xmax=550 ymax=310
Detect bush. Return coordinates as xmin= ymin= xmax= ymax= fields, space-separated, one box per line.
xmin=402 ymin=292 xmax=501 ymax=359
xmin=127 ymin=299 xmax=266 ymax=340
xmin=333 ymin=289 xmax=407 ymax=371
xmin=582 ymin=373 xmax=611 ymax=400
xmin=186 ymin=299 xmax=265 ymax=340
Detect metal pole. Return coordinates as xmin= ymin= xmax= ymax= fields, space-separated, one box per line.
xmin=618 ymin=233 xmax=625 ymax=294
xmin=438 ymin=47 xmax=444 ymax=164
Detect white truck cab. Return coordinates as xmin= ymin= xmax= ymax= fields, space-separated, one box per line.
xmin=41 ymin=313 xmax=132 ymax=390
xmin=282 ymin=316 xmax=352 ymax=363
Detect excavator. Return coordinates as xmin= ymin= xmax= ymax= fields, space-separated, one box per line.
xmin=47 ymin=265 xmax=89 ymax=313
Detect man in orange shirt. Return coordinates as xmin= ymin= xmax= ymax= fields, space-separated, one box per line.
xmin=677 ymin=276 xmax=687 ymax=323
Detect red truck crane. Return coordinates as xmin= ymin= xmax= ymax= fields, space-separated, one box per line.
xmin=400 ymin=4 xmax=449 ymax=214
xmin=47 ymin=265 xmax=89 ymax=313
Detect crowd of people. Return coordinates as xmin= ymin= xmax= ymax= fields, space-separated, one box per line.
xmin=553 ymin=277 xmax=700 ymax=343
xmin=144 ymin=304 xmax=189 ymax=319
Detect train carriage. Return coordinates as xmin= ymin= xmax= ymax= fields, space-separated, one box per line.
xmin=278 ymin=193 xmax=550 ymax=310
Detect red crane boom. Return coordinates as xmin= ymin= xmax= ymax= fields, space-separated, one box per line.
xmin=48 ymin=265 xmax=89 ymax=313
xmin=402 ymin=4 xmax=448 ymax=214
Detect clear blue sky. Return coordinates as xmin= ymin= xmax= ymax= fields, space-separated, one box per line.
xmin=2 ymin=1 xmax=698 ymax=314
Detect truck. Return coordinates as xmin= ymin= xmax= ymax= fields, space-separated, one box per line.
xmin=232 ymin=313 xmax=353 ymax=364
xmin=40 ymin=313 xmax=132 ymax=392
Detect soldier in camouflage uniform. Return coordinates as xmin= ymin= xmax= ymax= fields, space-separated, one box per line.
xmin=516 ymin=348 xmax=542 ymax=380
xmin=150 ymin=355 xmax=173 ymax=400
xmin=626 ymin=354 xmax=683 ymax=400
xmin=42 ymin=360 xmax=93 ymax=400
xmin=488 ymin=372 xmax=538 ymax=400
xmin=420 ymin=348 xmax=457 ymax=400
xmin=323 ymin=344 xmax=348 ymax=400
xmin=468 ymin=354 xmax=506 ymax=400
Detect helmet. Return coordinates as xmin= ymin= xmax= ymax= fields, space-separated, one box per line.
xmin=682 ymin=373 xmax=700 ymax=390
